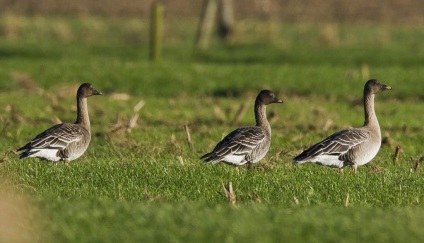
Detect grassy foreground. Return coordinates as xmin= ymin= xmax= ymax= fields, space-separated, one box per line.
xmin=0 ymin=15 xmax=424 ymax=242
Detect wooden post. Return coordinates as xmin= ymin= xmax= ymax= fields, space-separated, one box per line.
xmin=149 ymin=2 xmax=163 ymax=62
xmin=217 ymin=0 xmax=235 ymax=40
xmin=195 ymin=0 xmax=218 ymax=49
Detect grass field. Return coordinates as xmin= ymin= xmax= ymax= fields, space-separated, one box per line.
xmin=0 ymin=15 xmax=424 ymax=242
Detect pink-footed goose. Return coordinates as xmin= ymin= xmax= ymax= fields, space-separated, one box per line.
xmin=18 ymin=83 xmax=102 ymax=162
xmin=201 ymin=90 xmax=283 ymax=166
xmin=293 ymin=79 xmax=391 ymax=173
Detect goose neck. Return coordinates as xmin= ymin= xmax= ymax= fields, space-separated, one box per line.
xmin=363 ymin=92 xmax=379 ymax=128
xmin=76 ymin=96 xmax=90 ymax=131
xmin=254 ymin=102 xmax=271 ymax=134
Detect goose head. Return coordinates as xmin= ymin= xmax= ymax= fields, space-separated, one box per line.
xmin=256 ymin=90 xmax=283 ymax=105
xmin=77 ymin=83 xmax=103 ymax=98
xmin=365 ymin=79 xmax=392 ymax=94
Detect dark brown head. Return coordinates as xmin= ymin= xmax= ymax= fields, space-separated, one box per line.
xmin=255 ymin=90 xmax=283 ymax=105
xmin=364 ymin=79 xmax=392 ymax=94
xmin=77 ymin=83 xmax=102 ymax=98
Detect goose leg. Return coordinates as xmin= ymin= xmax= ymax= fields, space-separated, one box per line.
xmin=57 ymin=148 xmax=68 ymax=160
xmin=247 ymin=162 xmax=253 ymax=170
xmin=353 ymin=165 xmax=358 ymax=174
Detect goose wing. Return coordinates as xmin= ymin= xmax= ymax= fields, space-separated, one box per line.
xmin=201 ymin=127 xmax=266 ymax=163
xmin=18 ymin=123 xmax=87 ymax=151
xmin=293 ymin=128 xmax=370 ymax=162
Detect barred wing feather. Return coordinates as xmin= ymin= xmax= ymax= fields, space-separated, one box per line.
xmin=201 ymin=127 xmax=266 ymax=164
xmin=19 ymin=124 xmax=87 ymax=151
xmin=293 ymin=129 xmax=370 ymax=163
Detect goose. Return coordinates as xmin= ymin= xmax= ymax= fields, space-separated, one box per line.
xmin=201 ymin=90 xmax=283 ymax=166
xmin=17 ymin=83 xmax=102 ymax=162
xmin=293 ymin=79 xmax=391 ymax=173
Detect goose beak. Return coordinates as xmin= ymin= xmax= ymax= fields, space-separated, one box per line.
xmin=273 ymin=97 xmax=284 ymax=103
xmin=382 ymin=85 xmax=392 ymax=91
xmin=92 ymin=88 xmax=103 ymax=95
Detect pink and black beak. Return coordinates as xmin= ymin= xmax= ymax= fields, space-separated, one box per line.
xmin=273 ymin=97 xmax=283 ymax=103
xmin=381 ymin=84 xmax=392 ymax=91
xmin=91 ymin=87 xmax=103 ymax=95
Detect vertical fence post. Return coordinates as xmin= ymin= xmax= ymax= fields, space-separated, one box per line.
xmin=149 ymin=2 xmax=163 ymax=62
xmin=195 ymin=0 xmax=218 ymax=49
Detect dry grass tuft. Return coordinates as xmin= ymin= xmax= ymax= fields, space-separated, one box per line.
xmin=183 ymin=124 xmax=194 ymax=150
xmin=222 ymin=181 xmax=236 ymax=205
xmin=411 ymin=156 xmax=424 ymax=172
xmin=213 ymin=105 xmax=226 ymax=123
xmin=344 ymin=193 xmax=350 ymax=207
xmin=110 ymin=92 xmax=131 ymax=101
xmin=368 ymin=163 xmax=388 ymax=174
xmin=393 ymin=145 xmax=403 ymax=163
xmin=104 ymin=99 xmax=145 ymax=136
xmin=231 ymin=100 xmax=250 ymax=125
xmin=248 ymin=193 xmax=262 ymax=203
xmin=381 ymin=132 xmax=393 ymax=148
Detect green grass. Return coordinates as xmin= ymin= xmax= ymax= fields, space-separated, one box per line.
xmin=1 ymin=15 xmax=424 ymax=242
xmin=39 ymin=201 xmax=424 ymax=242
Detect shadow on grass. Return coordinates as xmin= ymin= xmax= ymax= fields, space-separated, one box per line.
xmin=0 ymin=45 xmax=63 ymax=60
xmin=193 ymin=42 xmax=424 ymax=67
